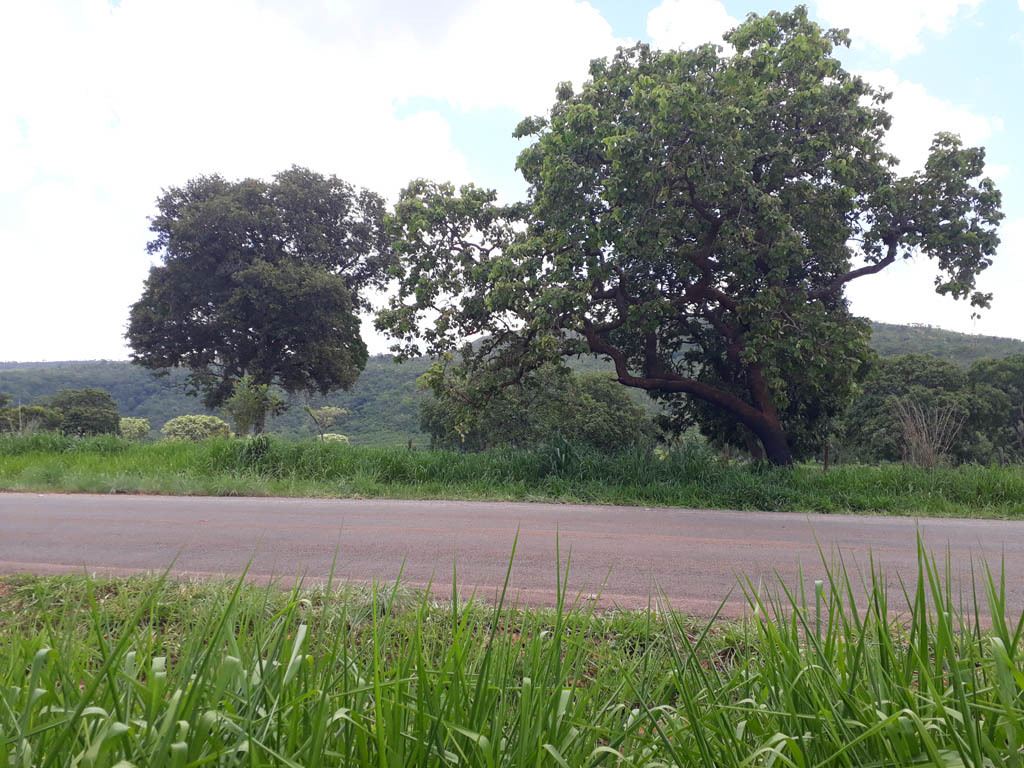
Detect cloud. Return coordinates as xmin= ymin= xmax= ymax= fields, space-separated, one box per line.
xmin=0 ymin=0 xmax=623 ymax=361
xmin=646 ymin=0 xmax=738 ymax=52
xmin=860 ymin=70 xmax=1000 ymax=172
xmin=815 ymin=0 xmax=981 ymax=59
xmin=409 ymin=0 xmax=626 ymax=115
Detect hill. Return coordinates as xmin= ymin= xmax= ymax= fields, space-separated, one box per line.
xmin=2 ymin=321 xmax=1021 ymax=444
xmin=868 ymin=322 xmax=1024 ymax=367
xmin=0 ymin=357 xmax=432 ymax=445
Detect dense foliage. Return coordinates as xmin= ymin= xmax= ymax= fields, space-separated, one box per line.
xmin=378 ymin=8 xmax=1002 ymax=465
xmin=127 ymin=166 xmax=391 ymax=410
xmin=842 ymin=354 xmax=1024 ymax=464
xmin=118 ymin=417 xmax=151 ymax=441
xmin=420 ymin=363 xmax=657 ymax=452
xmin=50 ymin=388 xmax=121 ymax=437
xmin=161 ymin=414 xmax=231 ymax=441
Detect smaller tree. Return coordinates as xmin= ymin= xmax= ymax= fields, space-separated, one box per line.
xmin=161 ymin=414 xmax=231 ymax=441
xmin=119 ymin=417 xmax=151 ymax=441
xmin=420 ymin=360 xmax=656 ymax=452
xmin=0 ymin=405 xmax=63 ymax=434
xmin=222 ymin=378 xmax=285 ymax=436
xmin=304 ymin=405 xmax=349 ymax=442
xmin=51 ymin=388 xmax=120 ymax=437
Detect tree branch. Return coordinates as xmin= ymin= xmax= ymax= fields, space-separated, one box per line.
xmin=809 ymin=240 xmax=898 ymax=299
xmin=581 ymin=319 xmax=771 ymax=430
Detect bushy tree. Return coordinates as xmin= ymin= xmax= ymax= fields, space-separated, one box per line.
xmin=119 ymin=417 xmax=151 ymax=441
xmin=50 ymin=388 xmax=120 ymax=436
xmin=128 ymin=166 xmax=391 ymax=410
xmin=305 ymin=405 xmax=349 ymax=441
xmin=419 ymin=361 xmax=656 ymax=452
xmin=222 ymin=377 xmax=285 ymax=436
xmin=161 ymin=414 xmax=231 ymax=441
xmin=0 ymin=405 xmax=63 ymax=434
xmin=378 ymin=8 xmax=1002 ymax=465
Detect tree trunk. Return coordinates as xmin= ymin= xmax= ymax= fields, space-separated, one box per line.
xmin=752 ymin=421 xmax=793 ymax=466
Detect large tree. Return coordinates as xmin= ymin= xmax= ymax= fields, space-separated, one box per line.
xmin=128 ymin=166 xmax=391 ymax=410
xmin=376 ymin=7 xmax=1002 ymax=465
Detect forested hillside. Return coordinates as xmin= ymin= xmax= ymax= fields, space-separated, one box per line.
xmin=869 ymin=323 xmax=1024 ymax=366
xmin=0 ymin=357 xmax=432 ymax=444
xmin=2 ymin=321 xmax=1021 ymax=444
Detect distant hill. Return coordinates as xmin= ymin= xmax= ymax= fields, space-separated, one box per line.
xmin=0 ymin=357 xmax=432 ymax=445
xmin=2 ymin=321 xmax=1021 ymax=444
xmin=869 ymin=322 xmax=1024 ymax=367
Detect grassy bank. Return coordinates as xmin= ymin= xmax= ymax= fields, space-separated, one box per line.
xmin=2 ymin=432 xmax=1023 ymax=517
xmin=2 ymin=542 xmax=1023 ymax=766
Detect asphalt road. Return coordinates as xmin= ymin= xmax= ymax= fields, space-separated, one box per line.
xmin=1 ymin=492 xmax=1022 ymax=616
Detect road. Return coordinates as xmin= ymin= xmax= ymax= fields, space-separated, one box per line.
xmin=1 ymin=493 xmax=1022 ymax=616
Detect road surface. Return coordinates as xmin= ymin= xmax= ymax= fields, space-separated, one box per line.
xmin=1 ymin=493 xmax=1021 ymax=616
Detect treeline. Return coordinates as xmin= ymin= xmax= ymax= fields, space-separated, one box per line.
xmin=2 ymin=323 xmax=1023 ymax=465
xmin=0 ymin=356 xmax=430 ymax=445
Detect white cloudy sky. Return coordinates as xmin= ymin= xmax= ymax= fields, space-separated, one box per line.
xmin=1 ymin=0 xmax=1022 ymax=361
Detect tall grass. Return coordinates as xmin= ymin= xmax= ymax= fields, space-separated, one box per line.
xmin=1 ymin=432 xmax=1023 ymax=517
xmin=2 ymin=540 xmax=1022 ymax=766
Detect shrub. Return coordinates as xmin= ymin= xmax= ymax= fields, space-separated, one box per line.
xmin=119 ymin=417 xmax=151 ymax=441
xmin=322 ymin=433 xmax=349 ymax=443
xmin=161 ymin=414 xmax=231 ymax=441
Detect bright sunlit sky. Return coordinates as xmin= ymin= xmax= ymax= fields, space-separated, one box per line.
xmin=2 ymin=0 xmax=1022 ymax=362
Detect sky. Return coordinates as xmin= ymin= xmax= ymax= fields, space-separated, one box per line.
xmin=1 ymin=0 xmax=1022 ymax=362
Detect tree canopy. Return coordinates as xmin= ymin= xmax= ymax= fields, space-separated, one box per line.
xmin=840 ymin=354 xmax=1024 ymax=465
xmin=377 ymin=7 xmax=1002 ymax=465
xmin=50 ymin=388 xmax=121 ymax=436
xmin=127 ymin=166 xmax=391 ymax=410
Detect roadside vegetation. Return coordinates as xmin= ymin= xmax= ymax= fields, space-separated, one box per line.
xmin=2 ymin=322 xmax=1021 ymax=447
xmin=3 ymin=540 xmax=1023 ymax=766
xmin=1 ymin=433 xmax=1022 ymax=518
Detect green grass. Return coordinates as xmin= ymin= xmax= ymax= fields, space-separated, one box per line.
xmin=2 ymin=539 xmax=1023 ymax=766
xmin=1 ymin=432 xmax=1024 ymax=517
